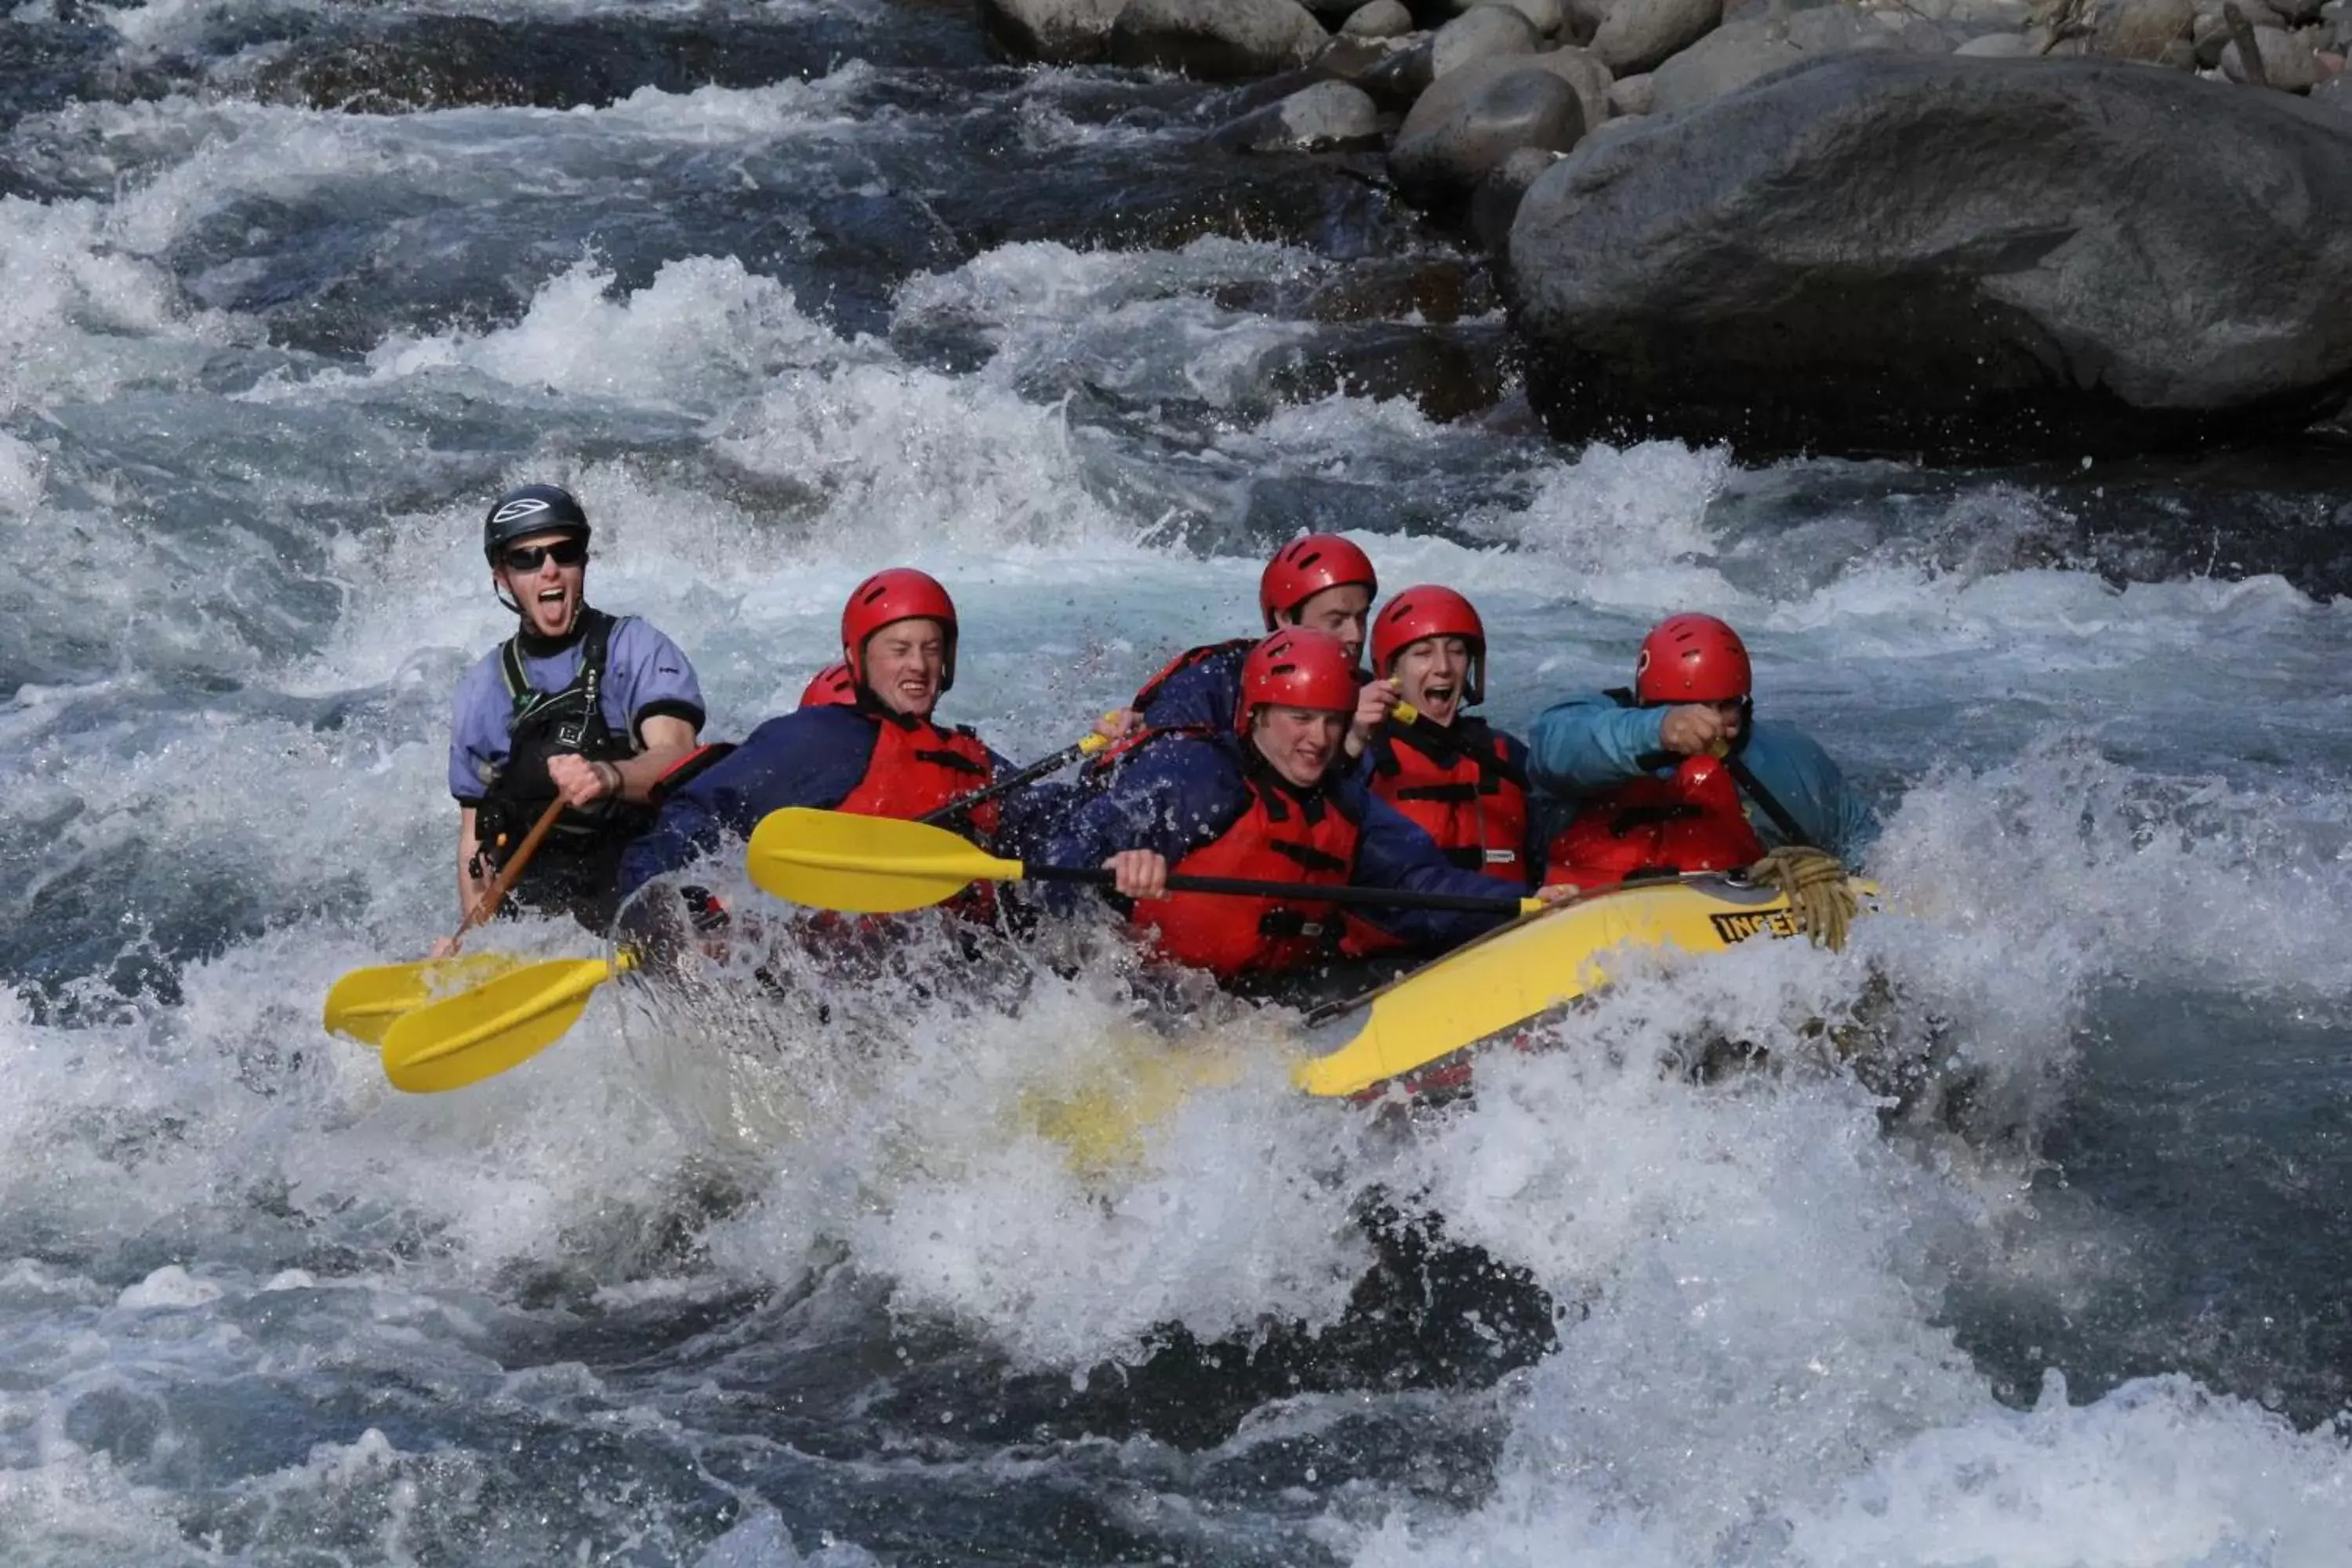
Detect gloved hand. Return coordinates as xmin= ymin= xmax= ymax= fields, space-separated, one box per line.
xmin=1745 ymin=846 xmax=1856 ymax=952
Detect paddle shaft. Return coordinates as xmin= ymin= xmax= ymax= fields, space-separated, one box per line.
xmin=454 ymin=795 xmax=568 ymax=942
xmin=919 ymin=731 xmax=1108 ymax=828
xmin=1020 ymin=861 xmax=1529 ymax=915
xmin=1721 ymin=754 xmax=1813 ymax=851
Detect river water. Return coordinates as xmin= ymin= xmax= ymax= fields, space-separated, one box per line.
xmin=5 ymin=2 xmax=2351 ymax=1561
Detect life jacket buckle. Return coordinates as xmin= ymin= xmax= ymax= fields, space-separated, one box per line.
xmin=1258 ymin=910 xmax=1329 ymax=941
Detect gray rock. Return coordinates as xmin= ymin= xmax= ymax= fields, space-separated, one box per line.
xmin=1108 ymin=0 xmax=1333 ymax=79
xmin=1607 ymin=67 xmax=1655 ymax=111
xmin=2192 ymin=1 xmax=2285 ymax=64
xmin=2270 ymin=0 xmax=2326 ymax=21
xmin=1301 ymin=0 xmax=1367 ymax=19
xmin=1472 ymin=145 xmax=1568 ymax=250
xmin=1647 ymin=19 xmax=1802 ymax=111
xmin=1353 ymin=34 xmax=1439 ymax=106
xmin=1532 ymin=44 xmax=1616 ymax=130
xmin=1432 ymin=5 xmax=1543 ymax=77
xmin=1893 ymin=0 xmax=2033 ymax=23
xmin=1954 ymin=30 xmax=2039 ymax=55
xmin=1453 ymin=0 xmax=1570 ymax=35
xmin=1647 ymin=7 xmax=1947 ymax=114
xmin=2089 ymin=0 xmax=2196 ymax=58
xmin=2311 ymin=71 xmax=2352 ymax=113
xmin=1592 ymin=0 xmax=1725 ymax=74
xmin=2223 ymin=23 xmax=2324 ymax=86
xmin=1208 ymin=78 xmax=1387 ymax=146
xmin=979 ymin=0 xmax=1128 ymax=63
xmin=1562 ymin=0 xmax=1613 ymax=44
xmin=1508 ymin=53 xmax=2352 ymax=457
xmin=1340 ymin=0 xmax=1417 ymax=35
xmin=1392 ymin=60 xmax=1586 ymax=209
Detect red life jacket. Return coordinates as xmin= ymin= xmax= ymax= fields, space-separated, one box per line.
xmin=837 ymin=709 xmax=1000 ymax=837
xmin=1366 ymin=719 xmax=1530 ymax=884
xmin=1086 ymin=637 xmax=1254 ymax=782
xmin=1134 ymin=767 xmax=1362 ymax=981
xmin=1544 ymin=755 xmax=1764 ymax=892
xmin=1345 ymin=719 xmax=1528 ymax=956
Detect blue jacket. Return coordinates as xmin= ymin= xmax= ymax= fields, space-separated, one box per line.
xmin=1525 ymin=692 xmax=1878 ymax=866
xmin=616 ymin=705 xmax=1058 ymax=895
xmin=1133 ymin=641 xmax=1249 ymax=733
xmin=1044 ymin=729 xmax=1519 ymax=952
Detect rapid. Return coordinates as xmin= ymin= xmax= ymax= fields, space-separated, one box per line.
xmin=4 ymin=1 xmax=2351 ymax=1561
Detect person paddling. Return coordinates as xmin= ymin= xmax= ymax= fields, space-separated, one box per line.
xmin=1045 ymin=628 xmax=1565 ymax=985
xmin=1112 ymin=533 xmax=1397 ymax=761
xmin=441 ymin=485 xmax=705 ymax=946
xmin=1530 ymin=614 xmax=1875 ymax=945
xmin=615 ymin=569 xmax=1051 ymax=900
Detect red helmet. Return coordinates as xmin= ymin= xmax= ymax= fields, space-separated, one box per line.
xmin=1259 ymin=534 xmax=1377 ymax=630
xmin=1635 ymin=613 xmax=1751 ymax=705
xmin=798 ymin=660 xmax=857 ymax=708
xmin=841 ymin=568 xmax=958 ymax=691
xmin=1370 ymin=585 xmax=1486 ymax=706
xmin=1236 ymin=627 xmax=1359 ymax=735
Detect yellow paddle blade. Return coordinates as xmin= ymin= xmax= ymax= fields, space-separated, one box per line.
xmin=321 ymin=953 xmax=532 ymax=1044
xmin=379 ymin=952 xmax=634 ymax=1094
xmin=1291 ymin=877 xmax=1872 ymax=1099
xmin=745 ymin=808 xmax=1023 ymax=913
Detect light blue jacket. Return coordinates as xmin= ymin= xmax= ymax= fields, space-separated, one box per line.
xmin=1525 ymin=692 xmax=1879 ymax=866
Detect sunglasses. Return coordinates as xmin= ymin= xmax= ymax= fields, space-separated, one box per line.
xmin=503 ymin=539 xmax=588 ymax=572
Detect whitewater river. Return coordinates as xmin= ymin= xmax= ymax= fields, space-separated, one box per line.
xmin=5 ymin=1 xmax=2351 ymax=1561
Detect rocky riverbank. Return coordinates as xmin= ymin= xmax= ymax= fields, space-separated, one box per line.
xmin=984 ymin=0 xmax=2352 ymax=456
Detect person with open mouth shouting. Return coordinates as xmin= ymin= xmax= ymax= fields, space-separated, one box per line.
xmin=1339 ymin=586 xmax=1540 ymax=958
xmin=442 ymin=484 xmax=706 ymax=947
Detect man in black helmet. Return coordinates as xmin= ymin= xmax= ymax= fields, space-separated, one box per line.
xmin=438 ymin=484 xmax=706 ymax=945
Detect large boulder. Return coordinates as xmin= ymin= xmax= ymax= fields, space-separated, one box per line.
xmin=1508 ymin=53 xmax=2352 ymax=458
xmin=1108 ymin=0 xmax=1332 ymax=78
xmin=1591 ymin=0 xmax=1725 ymax=74
xmin=1392 ymin=61 xmax=1585 ymax=210
xmin=980 ymin=0 xmax=1128 ymax=62
xmin=1648 ymin=6 xmax=1948 ymax=116
xmin=1431 ymin=3 xmax=1543 ymax=75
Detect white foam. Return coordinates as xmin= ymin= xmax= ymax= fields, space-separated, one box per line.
xmin=356 ymin=256 xmax=843 ymax=409
xmin=0 ymin=429 xmax=46 ymax=514
xmin=0 ymin=194 xmax=237 ymax=414
xmin=114 ymin=1266 xmax=223 ymax=1311
xmin=1788 ymin=1373 xmax=2352 ymax=1565
xmin=1465 ymin=439 xmax=1740 ymax=595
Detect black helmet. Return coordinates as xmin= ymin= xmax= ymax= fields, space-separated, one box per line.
xmin=483 ymin=484 xmax=590 ymax=562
